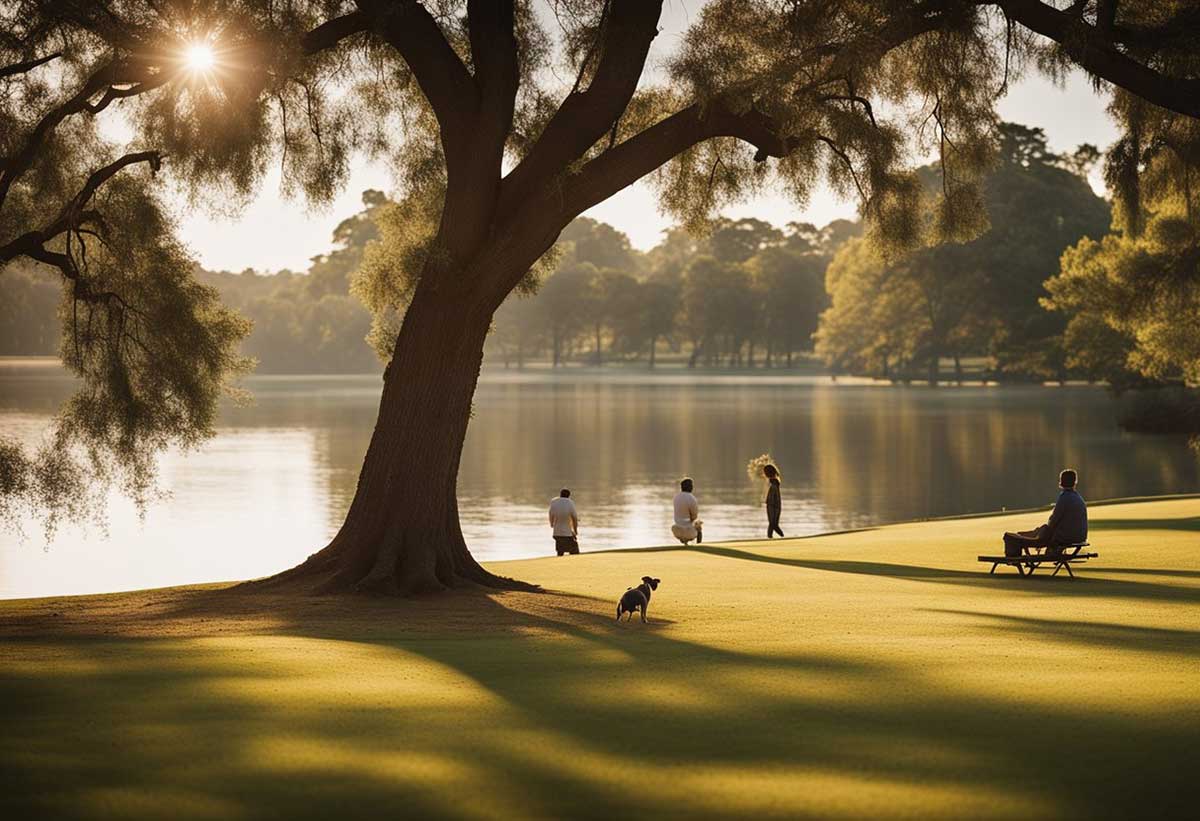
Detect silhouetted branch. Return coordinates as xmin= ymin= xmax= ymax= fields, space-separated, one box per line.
xmin=301 ymin=11 xmax=370 ymax=54
xmin=815 ymin=134 xmax=868 ymax=201
xmin=467 ymin=0 xmax=520 ymax=164
xmin=0 ymin=51 xmax=60 ymax=79
xmin=995 ymin=0 xmax=1200 ymax=118
xmin=0 ymin=151 xmax=162 ymax=266
xmin=498 ymin=0 xmax=664 ymax=214
xmin=820 ymin=93 xmax=878 ymax=127
xmin=356 ymin=0 xmax=480 ymax=153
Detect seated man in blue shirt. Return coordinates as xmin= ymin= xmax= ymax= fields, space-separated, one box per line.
xmin=1003 ymin=469 xmax=1088 ymax=558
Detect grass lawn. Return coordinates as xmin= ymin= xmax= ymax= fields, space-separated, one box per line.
xmin=1 ymin=497 xmax=1197 ymax=820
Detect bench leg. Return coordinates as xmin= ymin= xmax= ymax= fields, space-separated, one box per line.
xmin=1051 ymin=563 xmax=1061 ymax=577
xmin=1063 ymin=562 xmax=1075 ymax=579
xmin=1015 ymin=562 xmax=1025 ymax=576
xmin=990 ymin=562 xmax=998 ymax=574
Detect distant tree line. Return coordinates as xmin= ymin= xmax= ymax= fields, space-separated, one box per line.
xmin=814 ymin=123 xmax=1113 ymax=384
xmin=196 ymin=191 xmax=386 ymax=374
xmin=0 ymin=195 xmax=851 ymax=372
xmin=0 ymin=191 xmax=386 ymax=374
xmin=2 ymin=123 xmax=1193 ymax=408
xmin=487 ymin=216 xmax=856 ymax=369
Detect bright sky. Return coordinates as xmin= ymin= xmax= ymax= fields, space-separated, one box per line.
xmin=173 ymin=3 xmax=1120 ymax=273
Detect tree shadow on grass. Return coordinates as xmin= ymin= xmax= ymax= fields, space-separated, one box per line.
xmin=1095 ymin=567 xmax=1200 ymax=579
xmin=923 ymin=609 xmax=1200 ymax=657
xmin=680 ymin=545 xmax=1200 ymax=605
xmin=3 ymin=584 xmax=1198 ymax=820
xmin=1088 ymin=517 xmax=1200 ymax=533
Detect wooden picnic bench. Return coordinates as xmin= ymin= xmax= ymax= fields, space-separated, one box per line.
xmin=977 ymin=542 xmax=1097 ymax=578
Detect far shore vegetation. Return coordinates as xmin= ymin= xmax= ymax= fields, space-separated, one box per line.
xmin=4 ymin=129 xmax=1194 ymax=437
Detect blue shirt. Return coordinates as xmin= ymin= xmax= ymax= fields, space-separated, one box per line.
xmin=1047 ymin=488 xmax=1088 ymax=544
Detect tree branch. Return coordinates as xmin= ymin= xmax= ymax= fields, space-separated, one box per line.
xmin=550 ymin=100 xmax=806 ymax=225
xmin=498 ymin=0 xmax=663 ymax=214
xmin=0 ymin=51 xmax=61 ymax=80
xmin=82 ymin=66 xmax=169 ymax=114
xmin=820 ymin=94 xmax=878 ymax=127
xmin=0 ymin=61 xmax=121 ymax=208
xmin=301 ymin=11 xmax=370 ymax=54
xmin=0 ymin=151 xmax=161 ymax=266
xmin=466 ymin=0 xmax=519 ymax=165
xmin=355 ymin=0 xmax=480 ymax=153
xmin=546 ymin=1 xmax=958 ymax=232
xmin=995 ymin=0 xmax=1200 ymax=119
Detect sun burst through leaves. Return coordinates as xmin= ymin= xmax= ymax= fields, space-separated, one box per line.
xmin=184 ymin=42 xmax=215 ymax=73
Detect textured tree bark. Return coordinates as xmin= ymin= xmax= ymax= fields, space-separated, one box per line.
xmin=266 ymin=279 xmax=534 ymax=595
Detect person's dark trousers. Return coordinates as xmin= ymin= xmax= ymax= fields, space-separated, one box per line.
xmin=767 ymin=506 xmax=784 ymax=538
xmin=554 ymin=536 xmax=579 ymax=556
xmin=1003 ymin=525 xmax=1057 ymax=558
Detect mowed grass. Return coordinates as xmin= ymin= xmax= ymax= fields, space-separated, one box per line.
xmin=1 ymin=498 xmax=1197 ymax=820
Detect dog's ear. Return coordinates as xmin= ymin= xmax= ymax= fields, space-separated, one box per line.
xmin=648 ymin=578 xmax=660 ymax=589
xmin=641 ymin=575 xmax=653 ymax=584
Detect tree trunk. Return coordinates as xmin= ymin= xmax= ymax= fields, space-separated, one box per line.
xmin=264 ymin=283 xmax=532 ymax=595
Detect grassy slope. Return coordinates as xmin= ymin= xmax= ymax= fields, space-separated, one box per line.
xmin=0 ymin=498 xmax=1197 ymax=820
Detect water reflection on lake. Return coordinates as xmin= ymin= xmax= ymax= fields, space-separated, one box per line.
xmin=2 ymin=360 xmax=1197 ymax=598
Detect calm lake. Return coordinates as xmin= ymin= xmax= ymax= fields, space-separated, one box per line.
xmin=2 ymin=359 xmax=1197 ymax=599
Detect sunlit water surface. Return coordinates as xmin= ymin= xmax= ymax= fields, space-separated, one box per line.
xmin=2 ymin=359 xmax=1197 ymax=598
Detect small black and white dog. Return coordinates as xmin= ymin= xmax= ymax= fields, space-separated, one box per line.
xmin=616 ymin=576 xmax=661 ymax=623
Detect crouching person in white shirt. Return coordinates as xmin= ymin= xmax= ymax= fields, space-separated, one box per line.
xmin=671 ymin=477 xmax=703 ymax=545
xmin=549 ymin=488 xmax=580 ymax=555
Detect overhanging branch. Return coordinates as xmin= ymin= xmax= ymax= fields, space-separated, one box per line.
xmin=0 ymin=51 xmax=61 ymax=80
xmin=995 ymin=0 xmax=1200 ymax=119
xmin=498 ymin=0 xmax=664 ymax=214
xmin=1 ymin=12 xmax=368 ymax=212
xmin=301 ymin=11 xmax=370 ymax=54
xmin=0 ymin=151 xmax=162 ymax=267
xmin=356 ymin=0 xmax=480 ymax=151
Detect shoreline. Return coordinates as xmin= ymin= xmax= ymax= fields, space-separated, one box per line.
xmin=3 ymin=493 xmax=1197 ymax=606
xmin=0 ymin=355 xmax=1124 ymax=387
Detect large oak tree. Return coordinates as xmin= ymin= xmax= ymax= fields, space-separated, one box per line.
xmin=1 ymin=1 xmax=1198 ymax=593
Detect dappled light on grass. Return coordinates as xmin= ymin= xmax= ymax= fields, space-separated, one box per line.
xmin=0 ymin=498 xmax=1197 ymax=819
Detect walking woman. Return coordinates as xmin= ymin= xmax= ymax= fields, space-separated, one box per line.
xmin=764 ymin=464 xmax=784 ymax=538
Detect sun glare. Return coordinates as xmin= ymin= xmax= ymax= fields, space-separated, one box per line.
xmin=185 ymin=43 xmax=215 ymax=71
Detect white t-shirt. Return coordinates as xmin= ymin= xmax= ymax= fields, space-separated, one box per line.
xmin=548 ymin=496 xmax=578 ymax=537
xmin=673 ymin=491 xmax=699 ymax=526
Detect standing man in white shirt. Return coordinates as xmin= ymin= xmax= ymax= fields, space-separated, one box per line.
xmin=548 ymin=488 xmax=580 ymax=555
xmin=671 ymin=477 xmax=703 ymax=544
